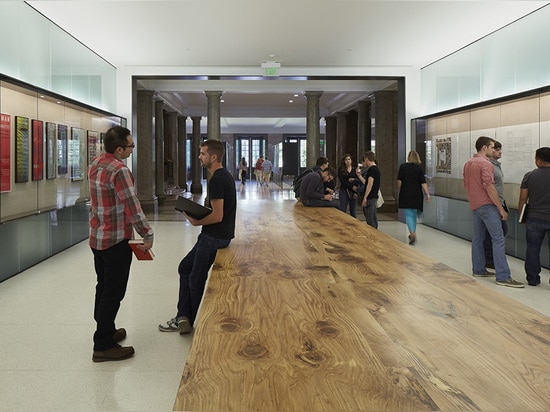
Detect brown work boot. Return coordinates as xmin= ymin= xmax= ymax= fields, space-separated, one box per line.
xmin=113 ymin=328 xmax=126 ymax=342
xmin=92 ymin=344 xmax=134 ymax=362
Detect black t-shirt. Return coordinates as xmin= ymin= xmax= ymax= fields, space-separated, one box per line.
xmin=397 ymin=162 xmax=426 ymax=210
xmin=365 ymin=165 xmax=380 ymax=199
xmin=202 ymin=168 xmax=236 ymax=239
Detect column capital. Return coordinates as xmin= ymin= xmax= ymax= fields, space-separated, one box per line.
xmin=205 ymin=90 xmax=223 ymax=98
xmin=304 ymin=91 xmax=323 ymax=100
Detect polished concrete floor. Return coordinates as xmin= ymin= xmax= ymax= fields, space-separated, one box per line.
xmin=1 ymin=181 xmax=549 ymax=411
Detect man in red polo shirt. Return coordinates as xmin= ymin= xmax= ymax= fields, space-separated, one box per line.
xmin=463 ymin=135 xmax=523 ymax=288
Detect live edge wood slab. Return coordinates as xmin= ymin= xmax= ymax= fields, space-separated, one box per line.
xmin=174 ymin=199 xmax=550 ymax=411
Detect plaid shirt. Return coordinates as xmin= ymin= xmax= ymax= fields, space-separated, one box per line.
xmin=88 ymin=152 xmax=153 ymax=250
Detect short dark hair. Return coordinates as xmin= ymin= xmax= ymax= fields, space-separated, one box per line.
xmin=316 ymin=157 xmax=329 ymax=167
xmin=324 ymin=166 xmax=337 ymax=180
xmin=201 ymin=139 xmax=225 ymax=162
xmin=364 ymin=151 xmax=376 ymax=163
xmin=104 ymin=126 xmax=131 ymax=154
xmin=475 ymin=136 xmax=495 ymax=152
xmin=535 ymin=147 xmax=550 ymax=163
xmin=494 ymin=141 xmax=502 ymax=150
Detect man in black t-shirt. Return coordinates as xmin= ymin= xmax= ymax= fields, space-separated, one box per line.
xmin=358 ymin=151 xmax=381 ymax=228
xmin=159 ymin=139 xmax=236 ymax=334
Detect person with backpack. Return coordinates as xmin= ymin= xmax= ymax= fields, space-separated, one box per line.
xmin=300 ymin=166 xmax=341 ymax=209
xmin=293 ymin=157 xmax=330 ymax=199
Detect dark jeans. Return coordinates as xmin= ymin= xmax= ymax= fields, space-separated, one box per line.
xmin=483 ymin=219 xmax=508 ymax=265
xmin=339 ymin=189 xmax=357 ymax=218
xmin=302 ymin=198 xmax=341 ymax=209
xmin=92 ymin=240 xmax=132 ymax=351
xmin=177 ymin=233 xmax=231 ymax=325
xmin=362 ymin=198 xmax=378 ymax=228
xmin=525 ymin=217 xmax=550 ymax=285
xmin=241 ymin=170 xmax=247 ymax=184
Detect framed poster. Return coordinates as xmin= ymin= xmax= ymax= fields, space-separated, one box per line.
xmin=15 ymin=116 xmax=29 ymax=183
xmin=57 ymin=124 xmax=68 ymax=175
xmin=31 ymin=119 xmax=44 ymax=181
xmin=45 ymin=122 xmax=57 ymax=179
xmin=0 ymin=113 xmax=11 ymax=192
xmin=70 ymin=127 xmax=85 ymax=181
xmin=87 ymin=130 xmax=100 ymax=165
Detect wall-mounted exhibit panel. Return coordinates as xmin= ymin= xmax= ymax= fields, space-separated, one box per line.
xmin=0 ymin=76 xmax=125 ymax=223
xmin=413 ymin=88 xmax=550 ymax=268
xmin=416 ymin=90 xmax=550 ymax=208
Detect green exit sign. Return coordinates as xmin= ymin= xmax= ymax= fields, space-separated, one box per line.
xmin=264 ymin=67 xmax=278 ymax=77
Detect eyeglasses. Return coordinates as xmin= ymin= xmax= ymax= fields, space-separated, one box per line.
xmin=121 ymin=144 xmax=135 ymax=149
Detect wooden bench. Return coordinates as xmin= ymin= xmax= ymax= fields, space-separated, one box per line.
xmin=174 ymin=200 xmax=550 ymax=411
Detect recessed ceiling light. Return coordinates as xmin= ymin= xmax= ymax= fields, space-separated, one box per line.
xmin=220 ymin=99 xmax=225 ymax=103
xmin=289 ymin=100 xmax=293 ymax=103
xmin=294 ymin=94 xmax=298 ymax=97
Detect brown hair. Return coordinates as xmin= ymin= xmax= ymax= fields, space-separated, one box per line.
xmin=200 ymin=139 xmax=225 ymax=162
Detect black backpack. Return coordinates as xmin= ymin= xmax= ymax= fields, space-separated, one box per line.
xmin=292 ymin=168 xmax=314 ymax=199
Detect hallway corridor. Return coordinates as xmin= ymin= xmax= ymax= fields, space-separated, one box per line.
xmin=1 ymin=183 xmax=549 ymax=410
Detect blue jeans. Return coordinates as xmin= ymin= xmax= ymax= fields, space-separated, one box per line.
xmin=339 ymin=189 xmax=357 ymax=217
xmin=472 ymin=204 xmax=510 ymax=281
xmin=483 ymin=219 xmax=508 ymax=266
xmin=362 ymin=198 xmax=378 ymax=229
xmin=177 ymin=233 xmax=231 ymax=324
xmin=525 ymin=217 xmax=550 ymax=285
xmin=403 ymin=208 xmax=418 ymax=233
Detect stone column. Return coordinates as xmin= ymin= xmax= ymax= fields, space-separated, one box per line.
xmin=305 ymin=91 xmax=323 ymax=166
xmin=345 ymin=110 xmax=358 ymax=162
xmin=357 ymin=100 xmax=371 ymax=161
xmin=154 ymin=99 xmax=166 ymax=205
xmin=164 ymin=111 xmax=178 ymax=187
xmin=136 ymin=90 xmax=157 ymax=213
xmin=178 ymin=115 xmax=188 ymax=192
xmin=324 ymin=116 xmax=337 ymax=166
xmin=190 ymin=116 xmax=203 ymax=194
xmin=336 ymin=112 xmax=347 ymax=167
xmin=371 ymin=90 xmax=398 ymax=209
xmin=206 ymin=91 xmax=222 ymax=140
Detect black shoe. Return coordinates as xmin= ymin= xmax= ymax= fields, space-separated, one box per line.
xmin=93 ymin=344 xmax=134 ymax=362
xmin=527 ymin=276 xmax=541 ymax=286
xmin=485 ymin=262 xmax=495 ymax=270
xmin=113 ymin=328 xmax=126 ymax=343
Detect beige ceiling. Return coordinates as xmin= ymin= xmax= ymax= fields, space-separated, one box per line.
xmin=27 ymin=0 xmax=550 ymax=133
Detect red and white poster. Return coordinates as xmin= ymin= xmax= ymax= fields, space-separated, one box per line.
xmin=0 ymin=113 xmax=11 ymax=192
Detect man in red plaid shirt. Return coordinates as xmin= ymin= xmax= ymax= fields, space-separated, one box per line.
xmin=89 ymin=126 xmax=154 ymax=362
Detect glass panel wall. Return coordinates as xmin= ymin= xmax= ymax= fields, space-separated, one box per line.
xmin=0 ymin=77 xmax=124 ymax=223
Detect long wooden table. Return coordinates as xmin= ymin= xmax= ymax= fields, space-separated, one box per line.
xmin=174 ymin=199 xmax=550 ymax=411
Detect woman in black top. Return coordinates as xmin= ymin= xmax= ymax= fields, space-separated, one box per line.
xmin=396 ymin=151 xmax=430 ymax=244
xmin=338 ymin=154 xmax=360 ymax=218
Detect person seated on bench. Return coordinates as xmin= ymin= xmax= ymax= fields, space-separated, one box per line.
xmin=300 ymin=166 xmax=341 ymax=209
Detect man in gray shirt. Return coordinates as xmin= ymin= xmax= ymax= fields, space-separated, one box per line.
xmin=483 ymin=141 xmax=508 ymax=271
xmin=518 ymin=147 xmax=550 ymax=286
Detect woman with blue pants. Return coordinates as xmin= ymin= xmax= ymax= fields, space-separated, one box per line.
xmin=397 ymin=151 xmax=431 ymax=244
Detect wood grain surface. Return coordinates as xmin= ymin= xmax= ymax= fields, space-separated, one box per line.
xmin=174 ymin=199 xmax=550 ymax=411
